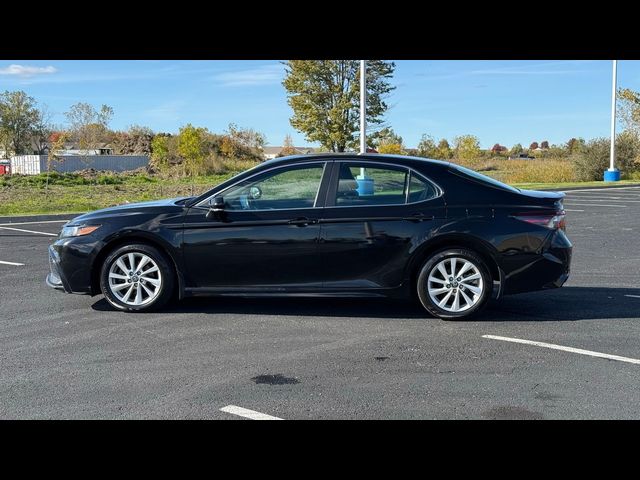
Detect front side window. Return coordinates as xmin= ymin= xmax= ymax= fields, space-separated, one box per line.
xmin=334 ymin=164 xmax=409 ymax=206
xmin=221 ymin=164 xmax=325 ymax=211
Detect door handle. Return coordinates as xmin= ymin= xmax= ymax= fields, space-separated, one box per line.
xmin=288 ymin=217 xmax=317 ymax=227
xmin=403 ymin=213 xmax=433 ymax=222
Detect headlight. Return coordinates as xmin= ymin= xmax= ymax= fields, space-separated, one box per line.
xmin=60 ymin=224 xmax=101 ymax=238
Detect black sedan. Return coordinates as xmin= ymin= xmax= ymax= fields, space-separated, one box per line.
xmin=47 ymin=154 xmax=572 ymax=319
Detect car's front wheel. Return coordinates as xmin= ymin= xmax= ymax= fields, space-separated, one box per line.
xmin=416 ymin=248 xmax=492 ymax=320
xmin=100 ymin=243 xmax=175 ymax=312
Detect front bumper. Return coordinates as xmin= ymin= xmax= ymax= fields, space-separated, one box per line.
xmin=46 ymin=242 xmax=94 ymax=295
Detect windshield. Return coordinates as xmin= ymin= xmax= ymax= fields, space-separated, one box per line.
xmin=450 ymin=164 xmax=520 ymax=193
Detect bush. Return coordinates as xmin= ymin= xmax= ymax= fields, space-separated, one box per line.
xmin=573 ymin=132 xmax=640 ymax=181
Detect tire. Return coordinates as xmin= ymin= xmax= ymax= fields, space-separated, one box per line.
xmin=416 ymin=248 xmax=492 ymax=320
xmin=100 ymin=243 xmax=175 ymax=312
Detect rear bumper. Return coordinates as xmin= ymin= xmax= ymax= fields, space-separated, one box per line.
xmin=502 ymin=229 xmax=572 ymax=295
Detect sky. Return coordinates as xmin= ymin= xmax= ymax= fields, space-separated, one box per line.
xmin=0 ymin=59 xmax=638 ymax=149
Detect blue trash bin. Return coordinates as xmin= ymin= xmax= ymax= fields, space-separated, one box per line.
xmin=356 ymin=176 xmax=374 ymax=195
xmin=603 ymin=169 xmax=620 ymax=182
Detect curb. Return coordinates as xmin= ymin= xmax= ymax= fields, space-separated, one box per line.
xmin=539 ymin=183 xmax=640 ymax=192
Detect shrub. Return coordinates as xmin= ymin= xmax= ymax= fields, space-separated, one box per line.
xmin=573 ymin=132 xmax=640 ymax=181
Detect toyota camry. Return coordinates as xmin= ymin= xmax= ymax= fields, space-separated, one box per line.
xmin=46 ymin=154 xmax=572 ymax=319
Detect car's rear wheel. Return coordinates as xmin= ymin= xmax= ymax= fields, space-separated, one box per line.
xmin=416 ymin=248 xmax=492 ymax=320
xmin=100 ymin=243 xmax=174 ymax=312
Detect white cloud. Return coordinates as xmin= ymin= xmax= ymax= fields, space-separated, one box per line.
xmin=212 ymin=64 xmax=283 ymax=87
xmin=0 ymin=64 xmax=57 ymax=77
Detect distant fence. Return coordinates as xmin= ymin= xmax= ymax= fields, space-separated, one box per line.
xmin=10 ymin=155 xmax=149 ymax=175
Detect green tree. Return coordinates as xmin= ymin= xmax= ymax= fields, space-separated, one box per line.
xmin=0 ymin=90 xmax=39 ymax=156
xmin=417 ymin=134 xmax=438 ymax=158
xmin=150 ymin=134 xmax=171 ymax=173
xmin=282 ymin=60 xmax=395 ymax=152
xmin=453 ymin=135 xmax=481 ymax=160
xmin=510 ymin=143 xmax=524 ymax=156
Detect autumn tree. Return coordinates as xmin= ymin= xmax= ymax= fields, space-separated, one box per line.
xmin=64 ymin=102 xmax=114 ymax=157
xmin=177 ymin=124 xmax=208 ymax=177
xmin=453 ymin=135 xmax=481 ymax=160
xmin=436 ymin=139 xmax=453 ymax=160
xmin=566 ymin=137 xmax=585 ymax=155
xmin=540 ymin=140 xmax=549 ymax=149
xmin=617 ymin=87 xmax=640 ymax=134
xmin=277 ymin=134 xmax=298 ymax=157
xmin=529 ymin=141 xmax=539 ymax=150
xmin=282 ymin=60 xmax=395 ymax=152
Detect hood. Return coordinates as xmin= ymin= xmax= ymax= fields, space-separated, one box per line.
xmin=69 ymin=197 xmax=189 ymax=224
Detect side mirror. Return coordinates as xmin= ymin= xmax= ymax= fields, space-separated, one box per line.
xmin=206 ymin=196 xmax=225 ymax=220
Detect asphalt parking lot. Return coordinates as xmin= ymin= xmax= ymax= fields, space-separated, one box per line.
xmin=1 ymin=186 xmax=640 ymax=419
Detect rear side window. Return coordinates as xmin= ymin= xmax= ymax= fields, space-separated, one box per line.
xmin=408 ymin=172 xmax=438 ymax=203
xmin=334 ymin=164 xmax=408 ymax=206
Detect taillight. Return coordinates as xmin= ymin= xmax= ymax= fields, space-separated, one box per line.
xmin=513 ymin=210 xmax=566 ymax=230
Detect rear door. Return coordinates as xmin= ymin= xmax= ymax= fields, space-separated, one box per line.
xmin=317 ymin=160 xmax=447 ymax=290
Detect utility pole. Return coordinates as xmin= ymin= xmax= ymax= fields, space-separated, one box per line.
xmin=605 ymin=60 xmax=620 ymax=181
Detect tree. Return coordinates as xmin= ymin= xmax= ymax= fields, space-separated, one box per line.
xmin=417 ymin=134 xmax=438 ymax=158
xmin=31 ymin=105 xmax=53 ymax=155
xmin=453 ymin=135 xmax=481 ymax=160
xmin=529 ymin=141 xmax=539 ymax=150
xmin=377 ymin=143 xmax=405 ymax=155
xmin=64 ymin=102 xmax=114 ymax=154
xmin=491 ymin=143 xmax=507 ymax=154
xmin=566 ymin=137 xmax=585 ymax=155
xmin=0 ymin=90 xmax=39 ymax=156
xmin=510 ymin=143 xmax=524 ymax=156
xmin=540 ymin=140 xmax=549 ymax=149
xmin=617 ymin=87 xmax=640 ymax=134
xmin=277 ymin=134 xmax=298 ymax=157
xmin=436 ymin=139 xmax=453 ymax=160
xmin=177 ymin=124 xmax=208 ymax=177
xmin=282 ymin=60 xmax=395 ymax=152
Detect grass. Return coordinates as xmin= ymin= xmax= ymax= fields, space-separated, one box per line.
xmin=2 ymin=158 xmax=640 ymax=216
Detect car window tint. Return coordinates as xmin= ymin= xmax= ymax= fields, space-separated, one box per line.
xmin=223 ymin=164 xmax=324 ymax=211
xmin=335 ymin=164 xmax=408 ymax=206
xmin=408 ymin=172 xmax=438 ymax=202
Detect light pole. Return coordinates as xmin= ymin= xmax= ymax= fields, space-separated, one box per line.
xmin=604 ymin=60 xmax=620 ymax=182
xmin=360 ymin=59 xmax=366 ymax=155
xmin=356 ymin=60 xmax=373 ymax=195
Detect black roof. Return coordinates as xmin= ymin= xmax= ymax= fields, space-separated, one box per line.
xmin=262 ymin=153 xmax=451 ymax=170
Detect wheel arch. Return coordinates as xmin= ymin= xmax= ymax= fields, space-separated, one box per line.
xmin=91 ymin=233 xmax=182 ymax=296
xmin=406 ymin=234 xmax=502 ymax=293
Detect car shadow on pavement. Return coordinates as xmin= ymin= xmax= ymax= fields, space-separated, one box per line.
xmin=91 ymin=286 xmax=640 ymax=322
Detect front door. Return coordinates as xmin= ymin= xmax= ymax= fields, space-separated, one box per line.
xmin=182 ymin=162 xmax=329 ymax=290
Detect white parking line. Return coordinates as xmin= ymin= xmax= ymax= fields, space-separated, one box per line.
xmin=562 ymin=203 xmax=627 ymax=208
xmin=0 ymin=226 xmax=58 ymax=236
xmin=220 ymin=405 xmax=283 ymax=420
xmin=624 ymin=294 xmax=640 ymax=299
xmin=483 ymin=335 xmax=640 ymax=365
xmin=0 ymin=260 xmax=25 ymax=266
xmin=566 ymin=186 xmax=640 ymax=193
xmin=564 ymin=209 xmax=584 ymax=212
xmin=0 ymin=220 xmax=69 ymax=227
xmin=568 ymin=197 xmax=640 ymax=203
